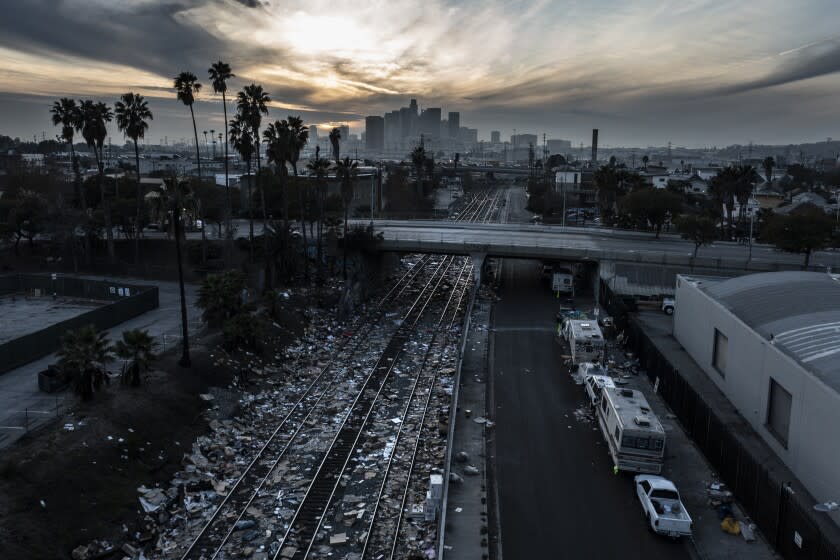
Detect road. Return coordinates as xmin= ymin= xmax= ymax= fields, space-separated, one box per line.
xmin=491 ymin=186 xmax=686 ymax=558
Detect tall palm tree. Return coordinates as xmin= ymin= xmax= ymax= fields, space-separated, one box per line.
xmin=229 ymin=114 xmax=256 ymax=261
xmin=173 ymin=72 xmax=203 ymax=181
xmin=307 ymin=151 xmax=330 ymax=281
xmin=209 ymin=61 xmax=235 ymax=240
xmin=114 ymin=92 xmax=153 ymax=265
xmin=164 ymin=177 xmax=192 ymax=367
xmin=287 ymin=116 xmax=310 ymax=276
xmin=329 ymin=127 xmax=341 ymax=164
xmin=263 ymin=119 xmax=291 ymax=224
xmin=336 ymin=156 xmax=358 ymax=282
xmin=237 ymin=84 xmax=270 ymax=223
xmin=50 ymin=98 xmax=83 ymax=209
xmin=411 ymin=143 xmax=428 ymax=197
xmin=113 ymin=329 xmax=156 ymax=386
xmin=79 ymin=100 xmax=116 ymax=263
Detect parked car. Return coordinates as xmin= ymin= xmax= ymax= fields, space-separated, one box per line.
xmin=582 ymin=371 xmax=615 ymax=407
xmin=661 ymin=297 xmax=675 ymax=315
xmin=634 ymin=475 xmax=693 ymax=538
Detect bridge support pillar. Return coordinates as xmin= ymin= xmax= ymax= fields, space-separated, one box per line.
xmin=470 ymin=252 xmax=487 ymax=285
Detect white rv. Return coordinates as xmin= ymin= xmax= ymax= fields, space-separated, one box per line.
xmin=596 ymin=387 xmax=665 ymax=474
xmin=563 ymin=320 xmax=605 ymax=364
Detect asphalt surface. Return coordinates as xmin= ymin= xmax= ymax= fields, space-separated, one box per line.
xmin=491 ymin=258 xmax=687 ymax=559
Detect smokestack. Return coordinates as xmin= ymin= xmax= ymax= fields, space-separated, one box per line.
xmin=591 ymin=129 xmax=599 ymax=165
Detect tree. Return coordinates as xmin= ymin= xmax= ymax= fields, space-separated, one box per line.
xmin=763 ymin=207 xmax=834 ymax=268
xmin=113 ymin=329 xmax=156 ymax=386
xmin=173 ymin=72 xmax=203 ymax=182
xmin=209 ymin=61 xmax=235 ymax=243
xmin=50 ymin=98 xmax=83 ymax=209
xmin=307 ymin=153 xmax=330 ymax=280
xmin=114 ymin=92 xmax=153 ymax=264
xmin=336 ymin=156 xmax=358 ymax=281
xmin=263 ymin=119 xmax=292 ymax=226
xmin=329 ymin=127 xmax=341 ymax=163
xmin=57 ymin=325 xmax=111 ymax=400
xmin=197 ymin=270 xmax=246 ymax=327
xmin=79 ymin=100 xmax=115 ymax=262
xmin=763 ymin=156 xmax=775 ymax=186
xmin=164 ymin=177 xmax=193 ymax=367
xmin=676 ymin=214 xmax=716 ymax=258
xmin=229 ymin=113 xmax=256 ymax=260
xmin=286 ymin=116 xmax=310 ymax=276
xmin=411 ymin=143 xmax=429 ymax=197
xmin=641 ymin=155 xmax=649 ymax=170
xmin=3 ymin=190 xmax=48 ymax=254
xmin=223 ymin=311 xmax=264 ymax=351
xmin=237 ymin=84 xmax=270 ymax=224
xmin=619 ymin=188 xmax=682 ymax=238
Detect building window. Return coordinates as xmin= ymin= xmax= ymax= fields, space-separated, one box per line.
xmin=766 ymin=378 xmax=792 ymax=448
xmin=712 ymin=329 xmax=728 ymax=376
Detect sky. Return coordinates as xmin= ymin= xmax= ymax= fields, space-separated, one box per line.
xmin=1 ymin=0 xmax=839 ymax=148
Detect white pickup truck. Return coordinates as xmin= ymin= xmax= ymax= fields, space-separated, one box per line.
xmin=634 ymin=475 xmax=693 ymax=538
xmin=661 ymin=298 xmax=675 ymax=315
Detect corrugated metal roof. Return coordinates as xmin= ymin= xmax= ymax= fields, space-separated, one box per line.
xmin=699 ymin=271 xmax=840 ymax=394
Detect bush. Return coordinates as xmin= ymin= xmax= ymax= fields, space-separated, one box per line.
xmin=222 ymin=312 xmax=265 ymax=351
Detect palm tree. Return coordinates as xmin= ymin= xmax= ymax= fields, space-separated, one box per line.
xmin=763 ymin=156 xmax=775 ymax=186
xmin=229 ymin=113 xmax=256 ymax=261
xmin=329 ymin=127 xmax=341 ymax=164
xmin=287 ymin=116 xmax=310 ymax=276
xmin=237 ymin=84 xmax=270 ymax=223
xmin=209 ymin=61 xmax=235 ymax=241
xmin=113 ymin=329 xmax=156 ymax=386
xmin=57 ymin=325 xmax=111 ymax=400
xmin=411 ymin=143 xmax=428 ymax=197
xmin=263 ymin=119 xmax=291 ymax=227
xmin=642 ymin=155 xmax=650 ymax=170
xmin=50 ymin=98 xmax=83 ymax=209
xmin=173 ymin=72 xmax=203 ymax=181
xmin=164 ymin=177 xmax=192 ymax=367
xmin=307 ymin=151 xmax=330 ymax=281
xmin=114 ymin=92 xmax=153 ymax=265
xmin=79 ymin=100 xmax=115 ymax=263
xmin=336 ymin=156 xmax=358 ymax=282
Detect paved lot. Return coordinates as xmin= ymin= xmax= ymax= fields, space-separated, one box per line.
xmin=0 ymin=295 xmax=104 ymax=344
xmin=0 ymin=276 xmax=201 ymax=449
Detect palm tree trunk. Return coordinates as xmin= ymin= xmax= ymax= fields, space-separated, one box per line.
xmin=97 ymin=148 xmax=115 ymax=264
xmin=134 ymin=139 xmax=142 ymax=266
xmin=255 ymin=140 xmax=267 ymax=222
xmin=222 ymin=91 xmax=232 ymax=250
xmin=317 ymin=179 xmax=324 ymax=281
xmin=247 ymin=160 xmax=254 ymax=263
xmin=173 ymin=204 xmax=191 ymax=367
xmin=343 ymin=203 xmax=349 ymax=282
xmin=294 ymin=166 xmax=309 ymax=280
xmin=189 ymin=104 xmax=201 ymax=181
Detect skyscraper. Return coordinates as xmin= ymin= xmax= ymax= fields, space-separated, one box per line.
xmin=384 ymin=110 xmax=400 ymax=150
xmin=339 ymin=125 xmax=350 ymax=144
xmin=309 ymin=125 xmax=318 ymax=142
xmin=448 ymin=112 xmax=460 ymax=140
xmin=419 ymin=108 xmax=442 ymax=138
xmin=491 ymin=130 xmax=500 ymax=143
xmin=365 ymin=116 xmax=384 ymax=152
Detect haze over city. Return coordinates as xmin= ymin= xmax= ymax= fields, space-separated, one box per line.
xmin=1 ymin=0 xmax=839 ymax=146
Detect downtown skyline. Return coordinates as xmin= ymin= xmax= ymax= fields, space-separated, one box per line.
xmin=1 ymin=0 xmax=839 ymax=148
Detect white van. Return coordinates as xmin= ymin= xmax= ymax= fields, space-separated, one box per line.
xmin=564 ymin=320 xmax=605 ymax=364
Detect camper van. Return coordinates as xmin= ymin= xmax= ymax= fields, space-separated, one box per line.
xmin=596 ymin=387 xmax=665 ymax=474
xmin=551 ymin=267 xmax=574 ymax=295
xmin=563 ymin=320 xmax=605 ymax=364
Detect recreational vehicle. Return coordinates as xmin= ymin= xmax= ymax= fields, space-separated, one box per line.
xmin=563 ymin=320 xmax=605 ymax=363
xmin=596 ymin=387 xmax=665 ymax=474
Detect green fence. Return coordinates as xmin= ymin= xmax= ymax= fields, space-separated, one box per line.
xmin=0 ymin=275 xmax=159 ymax=375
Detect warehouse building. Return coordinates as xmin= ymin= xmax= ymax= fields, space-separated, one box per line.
xmin=673 ymin=271 xmax=840 ymax=522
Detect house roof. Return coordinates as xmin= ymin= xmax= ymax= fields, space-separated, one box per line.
xmin=692 ymin=272 xmax=840 ymax=394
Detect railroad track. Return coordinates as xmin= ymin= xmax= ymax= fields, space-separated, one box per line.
xmin=177 ymin=189 xmax=498 ymax=560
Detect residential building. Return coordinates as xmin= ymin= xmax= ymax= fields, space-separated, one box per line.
xmin=365 ymin=116 xmax=385 ymax=152
xmin=673 ymin=272 xmax=840 ymax=526
xmin=491 ymin=130 xmax=501 ymax=144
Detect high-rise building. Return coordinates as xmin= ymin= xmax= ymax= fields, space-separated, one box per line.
xmin=547 ymin=139 xmax=572 ymax=154
xmin=448 ymin=112 xmax=460 ymax=140
xmin=511 ymin=133 xmax=538 ymax=147
xmin=460 ymin=127 xmax=478 ymax=147
xmin=339 ymin=125 xmax=351 ymax=144
xmin=419 ymin=108 xmax=441 ymax=138
xmin=365 ymin=116 xmax=384 ymax=152
xmin=309 ymin=125 xmax=318 ymax=142
xmin=491 ymin=130 xmax=501 ymax=143
xmin=384 ymin=110 xmax=400 ymax=149
xmin=399 ymin=107 xmax=412 ymax=139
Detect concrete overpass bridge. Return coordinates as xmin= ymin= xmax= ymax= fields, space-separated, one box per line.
xmin=364 ymin=220 xmax=840 ymax=293
xmin=437 ymin=165 xmax=532 ymax=176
